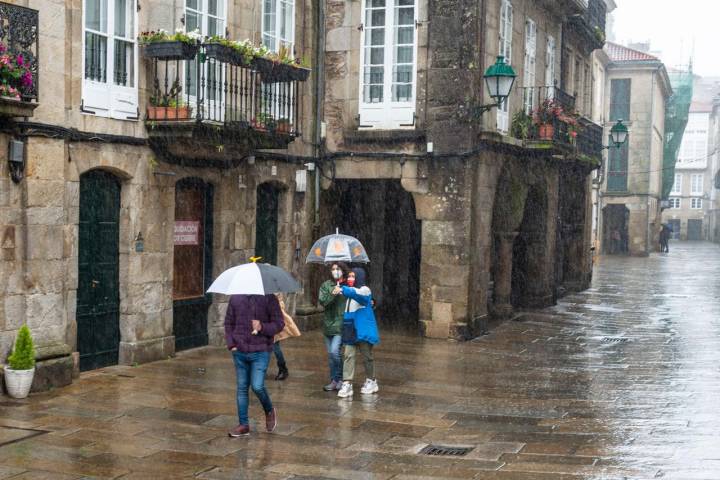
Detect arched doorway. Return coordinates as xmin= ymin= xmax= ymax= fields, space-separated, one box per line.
xmin=512 ymin=186 xmax=549 ymax=307
xmin=321 ymin=180 xmax=421 ymax=330
xmin=173 ymin=178 xmax=214 ymax=351
xmin=255 ymin=182 xmax=282 ymax=265
xmin=602 ymin=204 xmax=629 ymax=254
xmin=77 ymin=170 xmax=121 ymax=371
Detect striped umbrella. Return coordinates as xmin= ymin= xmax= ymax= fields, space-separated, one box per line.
xmin=207 ymin=259 xmax=301 ymax=295
xmin=306 ymin=229 xmax=370 ymax=264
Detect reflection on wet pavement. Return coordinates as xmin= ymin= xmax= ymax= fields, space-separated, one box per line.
xmin=0 ymin=242 xmax=718 ymax=479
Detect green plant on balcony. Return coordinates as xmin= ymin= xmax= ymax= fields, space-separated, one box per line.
xmin=138 ymin=28 xmax=202 ymax=46
xmin=148 ymin=79 xmax=192 ymax=120
xmin=510 ymin=110 xmax=533 ymax=140
xmin=0 ymin=43 xmax=34 ymax=100
xmin=532 ymin=98 xmax=580 ymax=141
xmin=594 ymin=26 xmax=606 ymax=45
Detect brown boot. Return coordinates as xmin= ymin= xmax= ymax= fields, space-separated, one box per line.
xmin=228 ymin=424 xmax=250 ymax=437
xmin=265 ymin=408 xmax=277 ymax=432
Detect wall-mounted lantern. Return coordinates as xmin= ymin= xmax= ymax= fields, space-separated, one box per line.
xmin=604 ymin=120 xmax=629 ymax=149
xmin=473 ymin=56 xmax=518 ymax=116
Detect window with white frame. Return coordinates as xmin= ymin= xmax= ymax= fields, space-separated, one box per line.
xmin=691 ymin=173 xmax=703 ymax=195
xmin=691 ymin=197 xmax=702 ymax=209
xmin=82 ymin=0 xmax=138 ymax=119
xmin=497 ymin=0 xmax=513 ymax=132
xmin=358 ymin=0 xmax=417 ymax=129
xmin=671 ymin=173 xmax=682 ymax=194
xmin=545 ymin=35 xmax=556 ymax=90
xmin=669 ymin=197 xmax=681 ymax=208
xmin=522 ymin=19 xmax=536 ymax=114
xmin=185 ymin=0 xmax=226 ymax=107
xmin=263 ymin=0 xmax=295 ymax=53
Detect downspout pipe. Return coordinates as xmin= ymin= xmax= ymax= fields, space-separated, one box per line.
xmin=313 ymin=0 xmax=326 ymax=227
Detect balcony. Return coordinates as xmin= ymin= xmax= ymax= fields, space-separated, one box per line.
xmin=567 ymin=0 xmax=607 ymax=50
xmin=143 ymin=42 xmax=308 ymax=167
xmin=513 ymin=86 xmax=603 ymax=164
xmin=0 ymin=2 xmax=39 ymax=118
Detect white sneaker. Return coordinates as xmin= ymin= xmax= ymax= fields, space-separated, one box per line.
xmin=361 ymin=378 xmax=379 ymax=395
xmin=337 ymin=381 xmax=353 ymax=398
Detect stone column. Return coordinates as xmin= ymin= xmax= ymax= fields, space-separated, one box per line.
xmin=492 ymin=231 xmax=518 ymax=318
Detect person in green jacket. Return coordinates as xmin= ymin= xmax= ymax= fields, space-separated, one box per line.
xmin=318 ymin=262 xmax=348 ymax=391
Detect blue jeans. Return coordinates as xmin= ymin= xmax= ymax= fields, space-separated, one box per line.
xmin=273 ymin=342 xmax=286 ymax=366
xmin=232 ymin=350 xmax=273 ymax=426
xmin=324 ymin=334 xmax=342 ymax=382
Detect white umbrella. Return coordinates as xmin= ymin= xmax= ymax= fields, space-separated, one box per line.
xmin=207 ymin=261 xmax=301 ymax=295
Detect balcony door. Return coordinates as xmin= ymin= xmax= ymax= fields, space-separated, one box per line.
xmin=185 ymin=0 xmax=226 ymax=120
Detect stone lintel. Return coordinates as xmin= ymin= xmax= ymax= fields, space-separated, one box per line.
xmin=119 ymin=336 xmax=175 ymax=365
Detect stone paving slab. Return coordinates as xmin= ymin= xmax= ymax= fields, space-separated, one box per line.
xmin=0 ymin=242 xmax=718 ymax=478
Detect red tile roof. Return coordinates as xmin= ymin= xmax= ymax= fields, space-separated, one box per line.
xmin=605 ymin=42 xmax=660 ymax=63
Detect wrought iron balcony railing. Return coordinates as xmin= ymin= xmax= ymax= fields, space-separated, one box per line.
xmin=518 ymin=85 xmax=576 ymax=117
xmin=0 ymin=2 xmax=39 ymax=101
xmin=145 ymin=46 xmax=303 ymax=138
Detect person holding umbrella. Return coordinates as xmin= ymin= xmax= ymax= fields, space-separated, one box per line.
xmin=208 ymin=261 xmax=300 ymax=437
xmin=318 ymin=262 xmax=348 ymax=391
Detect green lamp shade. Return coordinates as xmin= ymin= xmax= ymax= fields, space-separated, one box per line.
xmin=610 ymin=120 xmax=629 ymax=146
xmin=484 ymin=56 xmax=517 ymax=104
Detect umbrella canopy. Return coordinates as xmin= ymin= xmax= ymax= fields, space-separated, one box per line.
xmin=207 ymin=261 xmax=301 ymax=295
xmin=306 ymin=229 xmax=370 ymax=264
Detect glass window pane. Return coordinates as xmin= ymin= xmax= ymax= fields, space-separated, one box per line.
xmin=208 ymin=0 xmax=218 ymax=15
xmin=395 ymin=45 xmax=412 ymax=64
xmin=369 ymin=47 xmax=384 ymax=65
xmin=186 ymin=0 xmax=198 ymax=9
xmin=397 ymin=0 xmax=413 ymax=5
xmin=397 ymin=7 xmax=413 ymax=25
xmin=113 ymin=39 xmax=134 ymax=87
xmin=368 ymin=9 xmax=385 ymax=27
xmin=263 ymin=33 xmax=277 ymax=51
xmin=364 ymin=84 xmax=383 ymax=103
xmin=86 ymin=0 xmax=107 ymax=31
xmin=281 ymin=1 xmax=293 ymax=43
xmin=186 ymin=11 xmax=200 ymax=32
xmin=84 ymin=32 xmax=107 ymax=82
xmin=114 ymin=0 xmax=127 ymax=37
xmin=208 ymin=17 xmax=221 ymax=36
xmin=368 ymin=0 xmax=385 ymax=7
xmin=392 ymin=84 xmax=411 ymax=102
xmin=365 ymin=28 xmax=385 ymax=46
xmin=394 ymin=64 xmax=412 ymax=83
xmin=364 ymin=66 xmax=383 ymax=84
xmin=396 ymin=26 xmax=412 ymax=44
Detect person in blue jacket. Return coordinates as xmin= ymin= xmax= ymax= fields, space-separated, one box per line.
xmin=332 ymin=267 xmax=380 ymax=398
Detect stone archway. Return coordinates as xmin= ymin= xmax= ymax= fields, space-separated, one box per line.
xmin=320 ymin=179 xmax=422 ymax=331
xmin=602 ymin=204 xmax=629 ymax=254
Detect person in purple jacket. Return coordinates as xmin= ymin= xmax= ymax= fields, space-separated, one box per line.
xmin=225 ymin=294 xmax=285 ymax=437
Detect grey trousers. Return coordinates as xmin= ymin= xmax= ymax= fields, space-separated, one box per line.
xmin=342 ymin=341 xmax=375 ymax=382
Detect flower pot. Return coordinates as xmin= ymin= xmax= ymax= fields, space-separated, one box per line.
xmin=538 ymin=123 xmax=554 ymax=140
xmin=204 ymin=43 xmax=247 ymax=66
xmin=252 ymin=57 xmax=279 ymax=82
xmin=289 ymin=66 xmax=311 ymax=81
xmin=4 ymin=366 xmax=35 ymax=399
xmin=147 ymin=105 xmax=192 ymax=120
xmin=276 ymin=121 xmax=291 ymax=134
xmin=142 ymin=41 xmax=199 ymax=60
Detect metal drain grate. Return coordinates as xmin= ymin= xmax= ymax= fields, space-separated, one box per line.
xmin=419 ymin=444 xmax=474 ymax=456
xmin=602 ymin=337 xmax=629 ymax=344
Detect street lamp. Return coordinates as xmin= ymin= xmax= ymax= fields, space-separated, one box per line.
xmin=474 ymin=56 xmax=517 ymax=116
xmin=604 ymin=119 xmax=629 ymax=149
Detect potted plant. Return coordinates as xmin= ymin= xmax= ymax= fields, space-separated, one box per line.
xmin=251 ymin=112 xmax=273 ymax=131
xmin=0 ymin=43 xmax=34 ymax=101
xmin=204 ymin=37 xmax=255 ymax=66
xmin=275 ymin=118 xmax=292 ymax=134
xmin=532 ymin=98 xmax=561 ymax=140
xmin=4 ymin=324 xmax=36 ymax=399
xmin=147 ymin=80 xmax=192 ymax=120
xmin=139 ymin=29 xmax=202 ymax=60
xmin=510 ymin=110 xmax=533 ymax=140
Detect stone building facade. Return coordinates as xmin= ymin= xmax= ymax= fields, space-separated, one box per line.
xmin=2 ymin=0 xmax=609 ymax=391
xmin=597 ymin=42 xmax=672 ymax=256
xmin=319 ymin=0 xmax=608 ymax=337
xmin=0 ymin=0 xmax=317 ymax=389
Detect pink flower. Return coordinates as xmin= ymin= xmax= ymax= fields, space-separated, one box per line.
xmin=0 ymin=55 xmax=9 ymax=66
xmin=21 ymin=70 xmax=32 ymax=87
xmin=0 ymin=43 xmax=5 ymax=54
xmin=16 ymin=54 xmax=23 ymax=66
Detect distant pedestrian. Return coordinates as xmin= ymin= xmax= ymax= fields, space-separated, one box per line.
xmin=272 ymin=294 xmax=301 ymax=381
xmin=659 ymin=224 xmax=671 ymax=253
xmin=335 ymin=267 xmax=380 ymax=399
xmin=611 ymin=229 xmax=621 ymax=254
xmin=318 ymin=262 xmax=348 ymax=391
xmin=224 ymin=294 xmax=285 ymax=437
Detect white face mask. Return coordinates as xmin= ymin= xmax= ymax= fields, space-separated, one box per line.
xmin=331 ymin=269 xmax=343 ymax=280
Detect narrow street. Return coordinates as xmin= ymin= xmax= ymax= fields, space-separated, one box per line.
xmin=0 ymin=243 xmax=718 ymax=479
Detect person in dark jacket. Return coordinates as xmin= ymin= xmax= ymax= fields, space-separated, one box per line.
xmin=224 ymin=294 xmax=285 ymax=437
xmin=318 ymin=262 xmax=348 ymax=391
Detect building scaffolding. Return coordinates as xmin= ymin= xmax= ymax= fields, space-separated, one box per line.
xmin=662 ymin=66 xmax=694 ymax=199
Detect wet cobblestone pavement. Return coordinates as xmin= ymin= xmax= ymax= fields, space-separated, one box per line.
xmin=1 ymin=242 xmax=719 ymax=479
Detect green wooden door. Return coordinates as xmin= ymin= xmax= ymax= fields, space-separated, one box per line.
xmin=173 ymin=179 xmax=213 ymax=351
xmin=255 ymin=183 xmax=279 ymax=265
xmin=77 ymin=170 xmax=121 ymax=371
